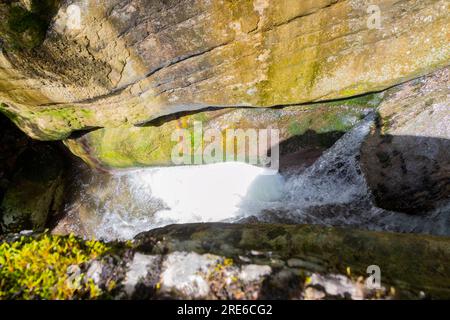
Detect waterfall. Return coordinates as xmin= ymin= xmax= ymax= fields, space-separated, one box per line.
xmin=241 ymin=112 xmax=377 ymax=226
xmin=64 ymin=162 xmax=284 ymax=240
xmin=62 ymin=113 xmax=449 ymax=240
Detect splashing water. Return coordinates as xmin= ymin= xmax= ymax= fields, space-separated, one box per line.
xmin=255 ymin=114 xmax=450 ymax=234
xmin=64 ymin=162 xmax=285 ymax=240
xmin=62 ymin=114 xmax=449 ymax=240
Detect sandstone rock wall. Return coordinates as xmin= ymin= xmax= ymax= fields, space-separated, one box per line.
xmin=0 ymin=0 xmax=448 ymax=140
xmin=361 ymin=67 xmax=450 ymax=213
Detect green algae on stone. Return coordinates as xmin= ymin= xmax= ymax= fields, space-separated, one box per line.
xmin=0 ymin=103 xmax=96 ymax=141
xmin=64 ymin=95 xmax=377 ymax=169
xmin=284 ymin=98 xmax=377 ymax=138
xmin=0 ymin=103 xmax=19 ymax=123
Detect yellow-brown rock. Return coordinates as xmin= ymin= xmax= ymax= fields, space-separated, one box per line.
xmin=0 ymin=0 xmax=448 ymax=140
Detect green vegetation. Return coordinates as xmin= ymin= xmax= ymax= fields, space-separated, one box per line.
xmin=0 ymin=0 xmax=60 ymax=50
xmin=0 ymin=234 xmax=109 ymax=300
xmin=0 ymin=105 xmax=96 ymax=141
xmin=327 ymin=92 xmax=384 ymax=107
xmin=38 ymin=107 xmax=94 ymax=130
xmin=286 ymin=106 xmax=368 ymax=137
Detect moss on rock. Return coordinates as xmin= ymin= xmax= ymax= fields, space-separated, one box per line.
xmin=65 ymin=95 xmax=378 ymax=169
xmin=0 ymin=233 xmax=109 ymax=299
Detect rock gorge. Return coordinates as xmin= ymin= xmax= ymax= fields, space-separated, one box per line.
xmin=0 ymin=0 xmax=449 ymax=300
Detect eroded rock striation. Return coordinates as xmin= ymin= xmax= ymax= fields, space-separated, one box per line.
xmin=0 ymin=0 xmax=448 ymax=140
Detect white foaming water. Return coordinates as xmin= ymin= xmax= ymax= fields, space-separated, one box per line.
xmin=262 ymin=113 xmax=450 ymax=235
xmin=67 ymin=162 xmax=285 ymax=240
xmin=283 ymin=114 xmax=373 ymax=207
xmin=254 ymin=113 xmax=379 ymax=226
xmin=127 ymin=162 xmax=284 ymax=224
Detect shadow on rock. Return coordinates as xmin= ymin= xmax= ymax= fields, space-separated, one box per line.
xmin=361 ymin=124 xmax=450 ymax=215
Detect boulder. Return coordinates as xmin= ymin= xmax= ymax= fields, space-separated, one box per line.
xmin=361 ymin=67 xmax=450 ymax=214
xmin=131 ymin=223 xmax=450 ymax=299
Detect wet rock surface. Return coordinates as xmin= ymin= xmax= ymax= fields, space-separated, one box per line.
xmin=64 ymin=98 xmax=375 ymax=170
xmin=0 ymin=113 xmax=66 ymax=233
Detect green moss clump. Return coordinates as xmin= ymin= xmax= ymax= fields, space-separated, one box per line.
xmin=287 ymin=120 xmax=309 ymax=136
xmin=327 ymin=93 xmax=384 ymax=108
xmin=38 ymin=107 xmax=94 ymax=129
xmin=0 ymin=234 xmax=109 ymax=300
xmin=286 ymin=106 xmax=368 ymax=137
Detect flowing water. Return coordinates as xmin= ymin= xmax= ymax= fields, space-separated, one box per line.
xmin=61 ymin=114 xmax=450 ymax=240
